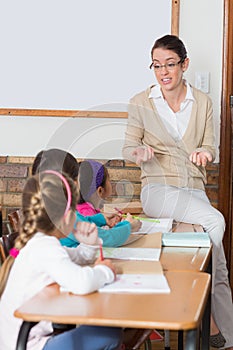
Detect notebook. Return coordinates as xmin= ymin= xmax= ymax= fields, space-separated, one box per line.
xmin=132 ymin=217 xmax=173 ymax=234
xmin=162 ymin=232 xmax=211 ymax=247
xmin=102 ymin=247 xmax=161 ymax=261
xmin=98 ymin=273 xmax=171 ymax=294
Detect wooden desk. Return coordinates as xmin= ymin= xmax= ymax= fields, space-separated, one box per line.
xmin=14 ymin=271 xmax=211 ymax=350
xmin=161 ymin=246 xmax=211 ymax=272
xmin=121 ymin=222 xmax=212 ymax=350
xmin=162 ymin=222 xmax=211 ymax=272
xmin=127 ymin=227 xmax=212 ymax=273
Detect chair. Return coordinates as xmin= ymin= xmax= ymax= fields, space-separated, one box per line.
xmin=122 ymin=328 xmax=152 ymax=350
xmin=1 ymin=210 xmax=21 ymax=257
xmin=0 ymin=238 xmax=6 ymax=264
xmin=4 ymin=211 xmax=152 ymax=350
xmin=8 ymin=210 xmax=22 ymax=233
xmin=2 ymin=232 xmax=19 ymax=257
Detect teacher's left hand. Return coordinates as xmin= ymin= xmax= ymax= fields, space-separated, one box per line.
xmin=189 ymin=150 xmax=212 ymax=167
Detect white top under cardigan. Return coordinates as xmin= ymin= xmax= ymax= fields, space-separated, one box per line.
xmin=122 ymin=85 xmax=216 ymax=190
xmin=149 ymin=82 xmax=194 ymax=141
xmin=0 ymin=233 xmax=114 ymax=350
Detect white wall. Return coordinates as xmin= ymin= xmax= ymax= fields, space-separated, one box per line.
xmin=0 ymin=0 xmax=224 ymax=159
xmin=0 ymin=0 xmax=170 ymax=110
xmin=179 ymin=0 xmax=224 ymax=162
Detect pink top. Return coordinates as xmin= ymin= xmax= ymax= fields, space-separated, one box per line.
xmin=77 ymin=202 xmax=101 ymax=216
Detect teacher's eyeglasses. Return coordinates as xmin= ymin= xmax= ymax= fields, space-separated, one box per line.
xmin=149 ymin=59 xmax=182 ymax=71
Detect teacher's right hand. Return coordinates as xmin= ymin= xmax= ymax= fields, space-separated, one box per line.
xmin=132 ymin=145 xmax=154 ymax=165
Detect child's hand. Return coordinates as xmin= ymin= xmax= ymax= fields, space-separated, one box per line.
xmin=123 ymin=213 xmax=142 ymax=232
xmin=73 ymin=222 xmax=99 ymax=246
xmin=95 ymin=257 xmax=117 ymax=279
xmin=103 ymin=213 xmax=121 ymax=228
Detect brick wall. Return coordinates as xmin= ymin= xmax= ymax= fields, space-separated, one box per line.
xmin=0 ymin=156 xmax=219 ymax=235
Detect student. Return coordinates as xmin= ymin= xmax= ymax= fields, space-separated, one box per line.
xmin=0 ymin=171 xmax=123 ymax=350
xmin=122 ymin=34 xmax=232 ymax=348
xmin=32 ymin=149 xmax=141 ymax=248
xmin=77 ymin=159 xmax=116 ymax=218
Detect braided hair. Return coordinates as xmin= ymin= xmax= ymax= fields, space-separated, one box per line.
xmin=0 ymin=172 xmax=77 ymax=297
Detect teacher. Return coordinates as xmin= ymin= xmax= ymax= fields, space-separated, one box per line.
xmin=122 ymin=34 xmax=233 ymax=349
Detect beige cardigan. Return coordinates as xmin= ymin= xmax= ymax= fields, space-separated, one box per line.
xmin=122 ymin=85 xmax=216 ymax=191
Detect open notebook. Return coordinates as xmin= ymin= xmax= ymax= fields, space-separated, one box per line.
xmin=102 ymin=247 xmax=161 ymax=261
xmin=102 ymin=232 xmax=162 ymax=261
xmin=98 ymin=273 xmax=171 ymax=294
xmin=99 ymin=260 xmax=170 ymax=294
xmin=132 ymin=217 xmax=173 ymax=234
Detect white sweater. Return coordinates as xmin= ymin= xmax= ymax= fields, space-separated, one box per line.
xmin=0 ymin=233 xmax=114 ymax=350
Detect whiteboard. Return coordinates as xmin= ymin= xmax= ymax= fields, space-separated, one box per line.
xmin=0 ymin=115 xmax=128 ymax=158
xmin=0 ymin=0 xmax=171 ymax=111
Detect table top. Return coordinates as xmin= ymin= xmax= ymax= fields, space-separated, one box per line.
xmin=14 ymin=270 xmax=211 ymax=331
xmin=162 ymin=222 xmax=211 ymax=272
xmin=126 ymin=222 xmax=211 ymax=273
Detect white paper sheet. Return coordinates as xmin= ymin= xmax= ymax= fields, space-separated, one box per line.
xmin=132 ymin=218 xmax=173 ymax=234
xmin=98 ymin=273 xmax=171 ymax=293
xmin=102 ymin=247 xmax=161 ymax=261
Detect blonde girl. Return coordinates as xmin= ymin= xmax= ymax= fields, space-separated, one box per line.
xmin=0 ymin=171 xmax=122 ymax=350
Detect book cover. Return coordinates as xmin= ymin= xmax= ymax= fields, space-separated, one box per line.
xmin=162 ymin=232 xmax=211 ymax=247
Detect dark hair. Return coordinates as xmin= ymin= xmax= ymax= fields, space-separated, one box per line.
xmin=78 ymin=160 xmax=109 ymax=204
xmin=32 ymin=149 xmax=79 ymax=181
xmin=151 ymin=34 xmax=187 ymax=62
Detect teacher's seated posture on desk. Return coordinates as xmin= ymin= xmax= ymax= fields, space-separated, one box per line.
xmin=0 ymin=171 xmax=123 ymax=350
xmin=122 ymin=34 xmax=232 ymax=348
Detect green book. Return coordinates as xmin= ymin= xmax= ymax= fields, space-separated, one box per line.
xmin=162 ymin=232 xmax=211 ymax=247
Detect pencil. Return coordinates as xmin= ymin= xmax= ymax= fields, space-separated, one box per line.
xmin=99 ymin=244 xmax=104 ymax=261
xmin=132 ymin=216 xmax=160 ymax=223
xmin=115 ymin=207 xmax=160 ymax=223
xmin=114 ymin=207 xmax=124 ymax=215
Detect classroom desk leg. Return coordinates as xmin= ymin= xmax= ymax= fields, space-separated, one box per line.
xmin=16 ymin=321 xmax=38 ymax=350
xmin=201 ymin=289 xmax=211 ymax=350
xmin=185 ymin=329 xmax=197 ymax=350
xmin=164 ymin=329 xmax=170 ymax=350
xmin=178 ymin=330 xmax=184 ymax=350
xmin=201 ymin=250 xmax=211 ymax=350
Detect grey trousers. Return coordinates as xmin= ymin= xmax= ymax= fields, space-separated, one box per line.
xmin=141 ymin=183 xmax=233 ymax=348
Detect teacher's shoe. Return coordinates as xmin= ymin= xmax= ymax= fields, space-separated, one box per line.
xmin=210 ymin=332 xmax=226 ymax=348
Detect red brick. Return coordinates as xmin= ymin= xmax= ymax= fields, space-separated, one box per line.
xmin=8 ymin=179 xmax=26 ymax=192
xmin=111 ymin=182 xmax=125 ymax=197
xmin=106 ymin=160 xmax=124 ymax=167
xmin=125 ymin=183 xmax=141 ymax=197
xmin=0 ymin=156 xmax=7 ymax=164
xmin=108 ymin=168 xmax=141 ymax=182
xmin=1 ymin=206 xmax=7 ymax=221
xmin=0 ymin=179 xmax=7 ymax=192
xmin=8 ymin=156 xmax=34 ymax=164
xmin=0 ymin=165 xmax=28 ymax=178
xmin=2 ymin=193 xmax=22 ymax=207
